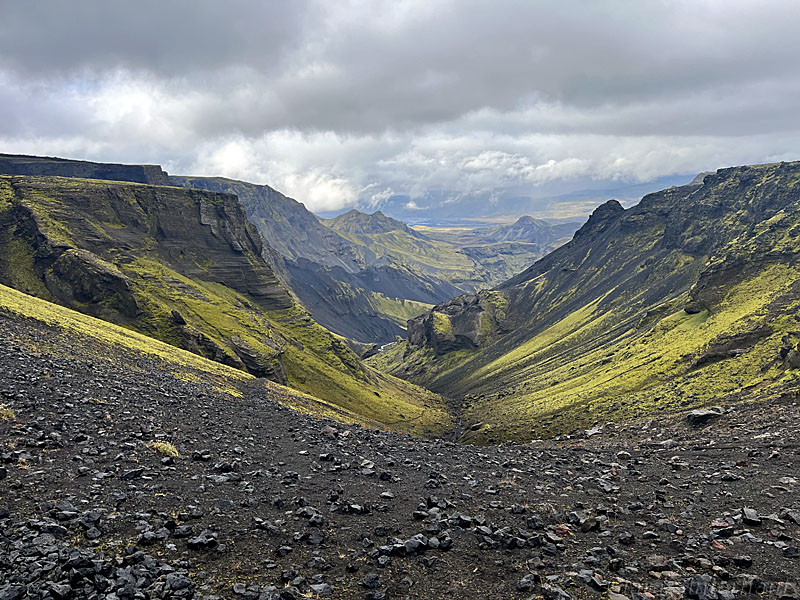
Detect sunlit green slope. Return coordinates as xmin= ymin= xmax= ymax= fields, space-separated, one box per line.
xmin=373 ymin=162 xmax=800 ymax=442
xmin=0 ymin=175 xmax=451 ymax=436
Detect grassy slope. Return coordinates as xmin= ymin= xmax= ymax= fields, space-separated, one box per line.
xmin=374 ymin=162 xmax=800 ymax=442
xmin=172 ymin=176 xmax=434 ymax=342
xmin=366 ymin=294 xmax=432 ymax=328
xmin=115 ymin=260 xmax=451 ymax=435
xmin=459 ymin=264 xmax=800 ymax=442
xmin=0 ymin=282 xmax=345 ymax=421
xmin=332 ymin=228 xmax=488 ymax=289
xmin=0 ymin=176 xmax=452 ymax=437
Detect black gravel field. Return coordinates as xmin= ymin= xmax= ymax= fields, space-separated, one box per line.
xmin=1 ymin=311 xmax=798 ymax=600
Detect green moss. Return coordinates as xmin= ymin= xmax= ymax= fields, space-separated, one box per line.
xmin=433 ymin=312 xmax=453 ymax=335
xmin=0 ymin=282 xmax=249 ymax=380
xmin=367 ymin=294 xmax=431 ymax=327
xmin=0 ymin=282 xmax=427 ymax=432
xmin=147 ymin=441 xmax=180 ymax=458
xmin=478 ymin=313 xmax=495 ymax=337
xmin=365 ymin=340 xmax=407 ymax=371
xmin=482 ymin=290 xmax=509 ymax=318
xmin=459 ymin=263 xmax=800 ymax=443
xmin=266 ymin=304 xmax=452 ymax=436
xmin=0 ymin=235 xmax=54 ymax=300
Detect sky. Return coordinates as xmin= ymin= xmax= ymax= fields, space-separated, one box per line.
xmin=2 ymin=0 xmax=800 ymax=215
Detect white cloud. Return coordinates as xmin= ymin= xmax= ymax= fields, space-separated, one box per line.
xmin=1 ymin=1 xmax=800 ymax=213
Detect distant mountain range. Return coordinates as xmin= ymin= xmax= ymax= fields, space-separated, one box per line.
xmin=320 ymin=175 xmax=694 ymax=224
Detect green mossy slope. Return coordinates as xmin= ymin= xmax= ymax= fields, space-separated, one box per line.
xmin=0 ymin=281 xmax=376 ymax=427
xmin=0 ymin=175 xmax=451 ymax=436
xmin=377 ymin=162 xmax=800 ymax=442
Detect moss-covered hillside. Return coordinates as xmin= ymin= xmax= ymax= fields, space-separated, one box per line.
xmin=173 ymin=176 xmax=571 ymax=344
xmin=373 ymin=162 xmax=800 ymax=442
xmin=0 ymin=175 xmax=451 ymax=436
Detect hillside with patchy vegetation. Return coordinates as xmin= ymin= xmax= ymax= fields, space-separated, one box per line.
xmin=373 ymin=162 xmax=800 ymax=442
xmin=0 ymin=174 xmax=450 ymax=436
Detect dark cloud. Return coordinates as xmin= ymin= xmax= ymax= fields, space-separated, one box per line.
xmin=0 ymin=1 xmax=310 ymax=77
xmin=1 ymin=1 xmax=799 ymax=212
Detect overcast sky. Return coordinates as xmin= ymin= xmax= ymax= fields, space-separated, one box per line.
xmin=2 ymin=0 xmax=799 ymax=213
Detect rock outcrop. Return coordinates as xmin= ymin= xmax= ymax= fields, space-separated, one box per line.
xmin=407 ymin=290 xmax=508 ymax=355
xmin=0 ymin=153 xmax=171 ymax=185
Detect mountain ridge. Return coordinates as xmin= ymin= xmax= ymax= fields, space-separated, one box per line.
xmin=372 ymin=161 xmax=800 ymax=442
xmin=173 ymin=174 xmax=577 ymax=344
xmin=0 ymin=152 xmax=171 ymax=185
xmin=0 ymin=173 xmax=451 ymax=435
xmin=170 ymin=175 xmax=365 ymax=272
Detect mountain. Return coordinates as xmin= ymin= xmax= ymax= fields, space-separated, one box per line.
xmin=0 ymin=152 xmax=171 ymax=185
xmin=325 ymin=208 xmax=423 ymax=237
xmin=322 ymin=209 xmax=577 ymax=292
xmin=417 ymin=215 xmax=581 ymax=284
xmin=170 ymin=176 xmax=364 ymax=272
xmin=0 ymin=171 xmax=451 ymax=435
xmin=372 ymin=161 xmax=800 ymax=443
xmin=462 ymin=215 xmax=579 ymax=244
xmin=324 ymin=213 xmax=492 ymax=289
xmin=174 ymin=176 xmax=578 ymax=344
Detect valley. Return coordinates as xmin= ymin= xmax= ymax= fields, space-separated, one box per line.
xmin=2 ymin=153 xmax=799 ymax=446
xmin=2 ymin=289 xmax=799 ymax=599
xmin=1 ymin=154 xmax=799 ymax=600
xmin=376 ymin=162 xmax=800 ymax=442
xmin=172 ymin=176 xmax=576 ymax=344
xmin=3 ymin=4 xmax=800 ymax=599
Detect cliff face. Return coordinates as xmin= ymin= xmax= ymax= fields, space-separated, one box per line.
xmin=1 ymin=175 xmax=292 ymax=310
xmin=171 ymin=176 xmax=365 ymax=272
xmin=0 ymin=175 xmax=293 ymax=381
xmin=0 ymin=172 xmax=452 ymax=434
xmin=380 ymin=162 xmax=800 ymax=442
xmin=0 ymin=153 xmax=171 ymax=185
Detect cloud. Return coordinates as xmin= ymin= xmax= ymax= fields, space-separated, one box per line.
xmin=1 ymin=1 xmax=800 ymax=212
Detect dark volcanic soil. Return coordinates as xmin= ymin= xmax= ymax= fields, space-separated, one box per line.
xmin=1 ymin=311 xmax=799 ymax=600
